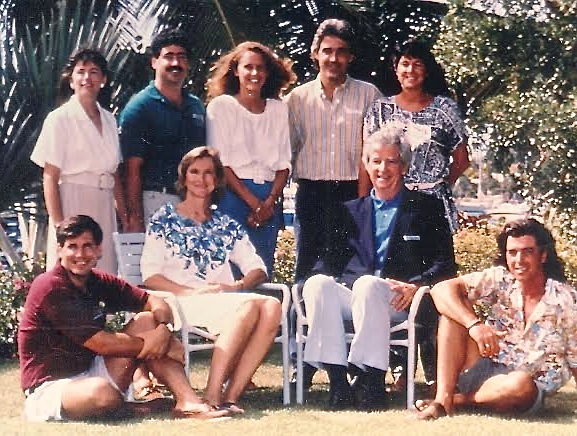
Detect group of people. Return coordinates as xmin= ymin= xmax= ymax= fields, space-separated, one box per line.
xmin=18 ymin=17 xmax=577 ymax=424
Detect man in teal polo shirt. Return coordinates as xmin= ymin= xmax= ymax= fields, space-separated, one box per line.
xmin=120 ymin=29 xmax=205 ymax=232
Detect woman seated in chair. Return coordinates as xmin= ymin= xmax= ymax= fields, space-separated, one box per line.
xmin=140 ymin=146 xmax=281 ymax=414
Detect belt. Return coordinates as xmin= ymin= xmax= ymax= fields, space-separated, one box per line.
xmin=60 ymin=172 xmax=115 ymax=190
xmin=405 ymin=181 xmax=442 ymax=191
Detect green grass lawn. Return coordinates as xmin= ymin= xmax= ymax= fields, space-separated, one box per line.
xmin=2 ymin=347 xmax=577 ymax=435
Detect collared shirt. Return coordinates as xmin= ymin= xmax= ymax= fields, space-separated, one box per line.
xmin=18 ymin=264 xmax=148 ymax=391
xmin=286 ymin=75 xmax=382 ymax=181
xmin=31 ymin=95 xmax=121 ymax=175
xmin=371 ymin=188 xmax=402 ymax=275
xmin=119 ymin=81 xmax=205 ymax=192
xmin=461 ymin=266 xmax=577 ymax=394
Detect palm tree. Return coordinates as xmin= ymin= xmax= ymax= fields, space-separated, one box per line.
xmin=0 ymin=0 xmax=447 ymax=212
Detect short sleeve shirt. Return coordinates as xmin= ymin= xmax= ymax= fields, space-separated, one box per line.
xmin=18 ymin=264 xmax=148 ymax=391
xmin=461 ymin=266 xmax=577 ymax=393
xmin=364 ymin=95 xmax=467 ymax=184
xmin=30 ymin=95 xmax=121 ymax=175
xmin=119 ymin=82 xmax=206 ymax=191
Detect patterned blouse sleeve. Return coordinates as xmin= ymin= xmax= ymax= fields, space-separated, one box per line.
xmin=440 ymin=97 xmax=467 ymax=151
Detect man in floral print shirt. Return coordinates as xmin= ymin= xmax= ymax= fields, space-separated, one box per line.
xmin=417 ymin=218 xmax=577 ymax=420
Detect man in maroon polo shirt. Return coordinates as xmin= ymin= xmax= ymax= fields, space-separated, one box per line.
xmin=18 ymin=215 xmax=226 ymax=421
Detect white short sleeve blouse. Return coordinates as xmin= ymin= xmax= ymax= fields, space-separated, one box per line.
xmin=30 ymin=95 xmax=121 ymax=175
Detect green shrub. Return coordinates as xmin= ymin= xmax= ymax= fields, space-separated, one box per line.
xmin=0 ymin=259 xmax=43 ymax=357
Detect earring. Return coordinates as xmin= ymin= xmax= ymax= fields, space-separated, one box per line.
xmin=100 ymin=83 xmax=105 ymax=89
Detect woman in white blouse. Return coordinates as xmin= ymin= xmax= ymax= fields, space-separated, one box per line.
xmin=31 ymin=48 xmax=126 ymax=273
xmin=206 ymin=42 xmax=296 ymax=275
xmin=141 ymin=147 xmax=281 ymax=413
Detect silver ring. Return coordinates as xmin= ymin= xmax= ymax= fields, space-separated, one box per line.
xmin=484 ymin=343 xmax=490 ymax=348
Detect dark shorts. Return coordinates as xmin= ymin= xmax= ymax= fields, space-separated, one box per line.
xmin=457 ymin=358 xmax=545 ymax=415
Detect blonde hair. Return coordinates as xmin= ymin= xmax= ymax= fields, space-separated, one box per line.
xmin=175 ymin=146 xmax=226 ymax=204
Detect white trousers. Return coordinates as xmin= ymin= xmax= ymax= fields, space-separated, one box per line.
xmin=303 ymin=274 xmax=405 ymax=371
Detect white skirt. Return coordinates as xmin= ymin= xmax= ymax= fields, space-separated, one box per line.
xmin=46 ymin=183 xmax=118 ymax=274
xmin=176 ymin=292 xmax=275 ymax=334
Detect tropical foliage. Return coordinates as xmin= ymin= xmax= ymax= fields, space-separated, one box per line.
xmin=0 ymin=0 xmax=447 ymax=211
xmin=436 ymin=0 xmax=577 ymax=235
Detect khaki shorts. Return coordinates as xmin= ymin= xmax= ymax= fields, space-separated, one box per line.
xmin=23 ymin=356 xmax=123 ymax=422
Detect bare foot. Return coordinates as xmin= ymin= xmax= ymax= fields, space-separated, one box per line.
xmin=415 ymin=400 xmax=448 ymax=421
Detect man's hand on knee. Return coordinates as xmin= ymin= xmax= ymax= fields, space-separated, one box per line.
xmin=137 ymin=326 xmax=172 ymax=359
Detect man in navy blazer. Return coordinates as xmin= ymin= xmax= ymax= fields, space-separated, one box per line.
xmin=302 ymin=125 xmax=456 ymax=410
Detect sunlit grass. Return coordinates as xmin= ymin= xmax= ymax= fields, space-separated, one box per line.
xmin=1 ymin=346 xmax=577 ymax=435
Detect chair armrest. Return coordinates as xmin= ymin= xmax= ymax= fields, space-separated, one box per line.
xmin=407 ymin=286 xmax=431 ymax=324
xmin=255 ymin=283 xmax=291 ymax=324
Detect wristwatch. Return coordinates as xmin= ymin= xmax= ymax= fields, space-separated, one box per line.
xmin=160 ymin=321 xmax=174 ymax=333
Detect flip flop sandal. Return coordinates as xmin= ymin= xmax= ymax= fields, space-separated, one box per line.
xmin=218 ymin=402 xmax=245 ymax=414
xmin=172 ymin=405 xmax=231 ymax=421
xmin=415 ymin=401 xmax=447 ymax=420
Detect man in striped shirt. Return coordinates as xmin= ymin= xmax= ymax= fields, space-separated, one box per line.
xmin=286 ymin=18 xmax=383 ymax=283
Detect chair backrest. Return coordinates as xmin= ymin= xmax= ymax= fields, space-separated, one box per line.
xmin=113 ymin=232 xmax=145 ymax=285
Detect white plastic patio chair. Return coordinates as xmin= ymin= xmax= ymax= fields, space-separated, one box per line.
xmin=112 ymin=232 xmax=291 ymax=405
xmin=291 ymin=283 xmax=431 ymax=409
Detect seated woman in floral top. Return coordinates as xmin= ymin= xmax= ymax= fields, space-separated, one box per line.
xmin=140 ymin=146 xmax=281 ymax=414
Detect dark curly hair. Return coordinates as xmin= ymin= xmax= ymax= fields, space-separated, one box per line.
xmin=206 ymin=41 xmax=295 ymax=101
xmin=392 ymin=40 xmax=451 ymax=97
xmin=176 ymin=146 xmax=226 ymax=205
xmin=494 ymin=218 xmax=566 ymax=282
xmin=150 ymin=28 xmax=190 ymax=58
xmin=57 ymin=48 xmax=110 ymax=106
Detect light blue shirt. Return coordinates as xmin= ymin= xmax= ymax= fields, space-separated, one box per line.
xmin=371 ymin=189 xmax=402 ymax=275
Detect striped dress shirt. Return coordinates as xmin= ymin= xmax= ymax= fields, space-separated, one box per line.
xmin=286 ymin=75 xmax=382 ymax=181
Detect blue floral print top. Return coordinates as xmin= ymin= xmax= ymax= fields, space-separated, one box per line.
xmin=141 ymin=203 xmax=266 ymax=287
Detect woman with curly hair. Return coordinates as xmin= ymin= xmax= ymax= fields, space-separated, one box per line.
xmin=206 ymin=42 xmax=296 ymax=276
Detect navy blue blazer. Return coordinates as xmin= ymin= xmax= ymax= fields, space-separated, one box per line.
xmin=310 ymin=187 xmax=457 ymax=288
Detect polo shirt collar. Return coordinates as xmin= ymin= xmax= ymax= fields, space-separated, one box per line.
xmin=370 ymin=188 xmax=403 ymax=210
xmin=145 ymin=81 xmax=192 ymax=109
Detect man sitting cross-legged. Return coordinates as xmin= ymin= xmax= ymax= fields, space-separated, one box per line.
xmin=18 ymin=215 xmax=228 ymax=422
xmin=302 ymin=125 xmax=456 ymax=411
xmin=418 ymin=218 xmax=577 ymax=419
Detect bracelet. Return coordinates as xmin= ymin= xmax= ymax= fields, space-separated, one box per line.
xmin=466 ymin=319 xmax=482 ymax=332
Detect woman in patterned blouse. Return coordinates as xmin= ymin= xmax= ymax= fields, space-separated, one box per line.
xmin=363 ymin=40 xmax=470 ymax=393
xmin=364 ymin=40 xmax=470 ymax=234
xmin=140 ymin=146 xmax=281 ymax=414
